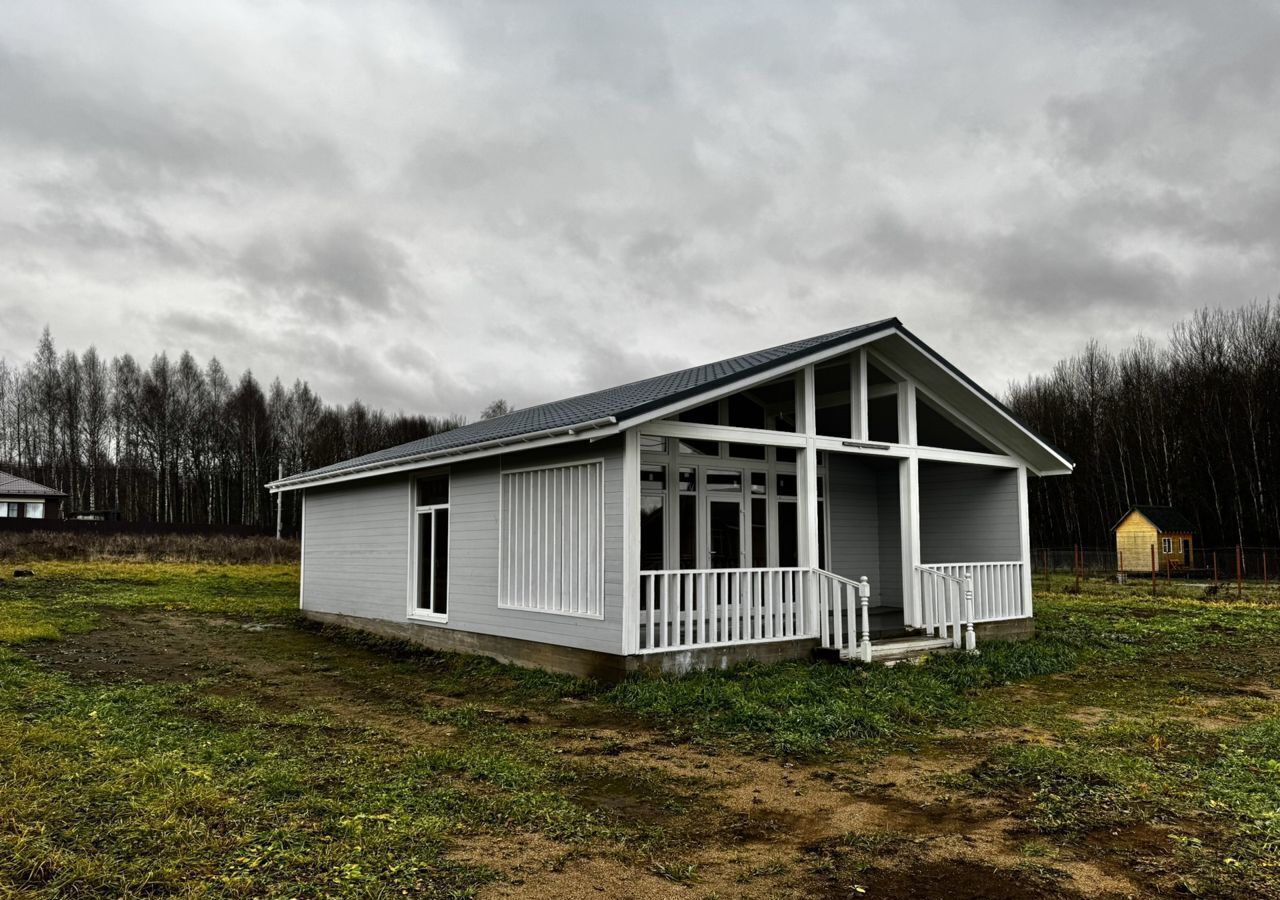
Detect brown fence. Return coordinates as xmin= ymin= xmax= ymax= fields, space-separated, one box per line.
xmin=0 ymin=518 xmax=278 ymax=538
xmin=1033 ymin=545 xmax=1279 ymax=585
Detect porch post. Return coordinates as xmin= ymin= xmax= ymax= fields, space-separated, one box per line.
xmin=797 ymin=366 xmax=820 ymax=622
xmin=851 ymin=350 xmax=868 ymax=441
xmin=1017 ymin=464 xmax=1033 ymax=618
xmin=621 ymin=428 xmax=641 ymax=654
xmin=899 ymin=454 xmax=922 ymax=627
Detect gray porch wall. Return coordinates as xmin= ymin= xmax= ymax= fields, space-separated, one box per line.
xmin=918 ymin=462 xmax=1020 ymax=563
xmin=827 ymin=454 xmax=902 ymax=608
xmin=300 ymin=436 xmax=627 ymax=656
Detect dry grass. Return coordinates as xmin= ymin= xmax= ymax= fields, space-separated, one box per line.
xmin=0 ymin=530 xmax=299 ymax=564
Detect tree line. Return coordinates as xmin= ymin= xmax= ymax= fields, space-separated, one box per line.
xmin=0 ymin=328 xmax=473 ymax=532
xmin=1006 ymin=301 xmax=1280 ymax=549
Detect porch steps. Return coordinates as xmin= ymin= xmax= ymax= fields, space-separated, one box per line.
xmin=863 ymin=636 xmax=955 ymax=664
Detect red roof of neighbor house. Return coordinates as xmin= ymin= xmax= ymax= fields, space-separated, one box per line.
xmin=0 ymin=470 xmax=66 ymax=498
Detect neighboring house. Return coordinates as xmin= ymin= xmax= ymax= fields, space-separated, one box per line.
xmin=1113 ymin=505 xmax=1195 ymax=571
xmin=268 ymin=319 xmax=1073 ymax=678
xmin=0 ymin=471 xmax=66 ymax=520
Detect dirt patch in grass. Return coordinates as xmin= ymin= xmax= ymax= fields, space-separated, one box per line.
xmin=10 ymin=593 xmax=1266 ymax=898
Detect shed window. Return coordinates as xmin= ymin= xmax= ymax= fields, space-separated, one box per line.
xmin=25 ymin=503 xmax=43 ymax=519
xmin=1161 ymin=538 xmax=1173 ymax=554
xmin=499 ymin=461 xmax=604 ymax=617
xmin=413 ymin=476 xmax=449 ymax=618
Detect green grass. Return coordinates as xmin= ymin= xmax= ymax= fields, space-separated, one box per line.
xmin=1 ymin=562 xmax=1278 ymax=896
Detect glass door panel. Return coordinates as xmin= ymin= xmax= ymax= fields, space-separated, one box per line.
xmin=708 ymin=499 xmax=742 ymax=569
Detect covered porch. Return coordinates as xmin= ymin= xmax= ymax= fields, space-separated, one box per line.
xmin=619 ymin=352 xmax=1034 ymax=663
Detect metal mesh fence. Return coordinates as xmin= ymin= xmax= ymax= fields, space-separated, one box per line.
xmin=1032 ymin=546 xmax=1279 ymax=584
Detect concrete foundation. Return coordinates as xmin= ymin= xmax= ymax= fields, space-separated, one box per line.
xmin=302 ymin=610 xmax=820 ymax=681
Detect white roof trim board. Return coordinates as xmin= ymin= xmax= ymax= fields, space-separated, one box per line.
xmin=269 ymin=319 xmax=1072 ymax=493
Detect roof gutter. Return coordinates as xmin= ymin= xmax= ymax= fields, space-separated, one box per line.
xmin=267 ymin=416 xmax=619 ymax=493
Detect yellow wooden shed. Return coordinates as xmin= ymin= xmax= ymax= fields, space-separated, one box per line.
xmin=1112 ymin=506 xmax=1195 ymax=572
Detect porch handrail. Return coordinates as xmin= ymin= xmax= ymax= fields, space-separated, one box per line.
xmin=915 ymin=565 xmax=966 ymax=649
xmin=814 ymin=568 xmax=872 ymax=662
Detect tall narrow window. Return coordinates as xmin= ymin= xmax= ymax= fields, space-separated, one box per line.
xmin=414 ymin=475 xmax=449 ymax=617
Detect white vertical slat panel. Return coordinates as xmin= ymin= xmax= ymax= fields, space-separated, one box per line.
xmin=498 ymin=461 xmax=604 ymax=617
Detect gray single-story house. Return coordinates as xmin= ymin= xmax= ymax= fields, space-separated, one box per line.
xmin=268 ymin=319 xmax=1072 ymax=678
xmin=0 ymin=471 xmax=66 ymax=520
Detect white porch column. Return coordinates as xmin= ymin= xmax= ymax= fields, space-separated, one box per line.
xmin=621 ymin=428 xmax=641 ymax=654
xmin=1017 ymin=464 xmax=1033 ymax=618
xmin=898 ymin=380 xmax=917 ymax=446
xmin=900 ymin=454 xmax=922 ymax=626
xmin=796 ymin=365 xmax=819 ymax=571
xmin=851 ymin=350 xmax=868 ymax=441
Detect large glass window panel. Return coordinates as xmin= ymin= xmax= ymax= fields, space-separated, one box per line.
xmin=641 ymin=464 xmax=666 ymax=491
xmin=678 ymin=467 xmax=696 ymax=491
xmin=640 ymin=496 xmax=665 ymax=571
xmin=679 ymin=402 xmax=719 ymax=425
xmin=25 ymin=503 xmax=43 ymax=519
xmin=776 ymin=473 xmax=797 ymax=497
xmin=708 ymin=500 xmax=741 ymax=569
xmin=417 ymin=475 xmax=449 ymax=507
xmin=751 ymin=498 xmax=767 ymax=568
xmin=432 ymin=509 xmax=449 ymax=614
xmin=679 ymin=495 xmax=696 ymax=569
xmin=706 ymin=469 xmax=743 ymax=491
xmin=678 ymin=438 xmax=719 ymax=456
xmin=750 ymin=472 xmax=767 ymax=495
xmin=868 ymin=395 xmax=899 ymax=443
xmin=777 ymin=502 xmax=799 ymax=567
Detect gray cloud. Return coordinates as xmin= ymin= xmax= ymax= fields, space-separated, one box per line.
xmin=1 ymin=0 xmax=1278 ymax=419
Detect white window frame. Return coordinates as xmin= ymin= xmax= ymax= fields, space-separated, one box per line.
xmin=407 ymin=472 xmax=450 ymax=624
xmin=1161 ymin=537 xmax=1173 ymax=554
xmin=498 ymin=458 xmax=606 ymax=619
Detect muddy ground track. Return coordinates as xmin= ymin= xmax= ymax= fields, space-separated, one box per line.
xmin=20 ymin=609 xmax=1208 ymax=899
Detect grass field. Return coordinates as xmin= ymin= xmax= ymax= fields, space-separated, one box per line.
xmin=0 ymin=563 xmax=1277 ymax=898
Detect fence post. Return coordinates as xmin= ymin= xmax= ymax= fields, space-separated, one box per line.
xmin=858 ymin=576 xmax=872 ymax=663
xmin=1213 ymin=551 xmax=1219 ymax=585
xmin=1043 ymin=548 xmax=1050 ymax=592
xmin=276 ymin=462 xmax=284 ymax=540
xmin=1150 ymin=544 xmax=1157 ymax=597
xmin=1166 ymin=557 xmax=1171 ymax=584
xmin=1074 ymin=543 xmax=1081 ymax=592
xmin=1118 ymin=549 xmax=1124 ymax=580
xmin=1237 ymin=544 xmax=1243 ymax=599
xmin=964 ymin=568 xmax=976 ymax=652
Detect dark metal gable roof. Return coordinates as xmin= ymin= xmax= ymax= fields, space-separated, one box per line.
xmin=280 ymin=319 xmax=897 ymax=485
xmin=0 ymin=471 xmax=66 ymax=498
xmin=1113 ymin=505 xmax=1196 ymax=534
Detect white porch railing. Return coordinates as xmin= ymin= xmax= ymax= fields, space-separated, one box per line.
xmin=637 ymin=568 xmax=808 ymax=652
xmin=815 ymin=569 xmax=872 ymax=662
xmin=920 ymin=561 xmax=1026 ymax=621
xmin=915 ymin=566 xmax=975 ymax=650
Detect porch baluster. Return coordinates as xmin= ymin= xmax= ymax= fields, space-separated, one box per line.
xmin=964 ymin=568 xmax=976 ymax=652
xmin=858 ymin=576 xmax=872 ymax=662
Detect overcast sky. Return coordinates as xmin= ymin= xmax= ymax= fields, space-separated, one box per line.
xmin=2 ymin=1 xmax=1278 ymax=418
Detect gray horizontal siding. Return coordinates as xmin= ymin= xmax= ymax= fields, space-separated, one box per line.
xmin=827 ymin=454 xmax=902 ymax=609
xmin=301 ymin=475 xmax=409 ymax=622
xmin=447 ymin=439 xmax=624 ymax=654
xmin=919 ymin=462 xmax=1020 ymax=564
xmin=300 ymin=436 xmax=626 ymax=657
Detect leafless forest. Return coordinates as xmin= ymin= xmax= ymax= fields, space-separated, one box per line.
xmin=1006 ymin=301 xmax=1280 ymax=548
xmin=0 ymin=329 xmax=466 ymax=532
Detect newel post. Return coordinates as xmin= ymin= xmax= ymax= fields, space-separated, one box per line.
xmin=858 ymin=576 xmax=872 ymax=663
xmin=963 ymin=568 xmax=976 ymax=652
